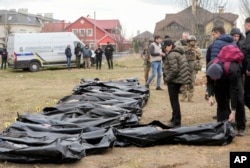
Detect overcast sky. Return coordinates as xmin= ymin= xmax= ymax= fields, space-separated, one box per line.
xmin=0 ymin=0 xmax=182 ymax=38
xmin=0 ymin=0 xmax=240 ymax=38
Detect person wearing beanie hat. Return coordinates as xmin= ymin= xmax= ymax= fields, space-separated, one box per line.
xmin=206 ymin=63 xmax=223 ymax=80
xmin=206 ymin=26 xmax=236 ymax=120
xmin=206 ymin=61 xmax=246 ymax=136
xmin=163 ymin=39 xmax=174 ymax=47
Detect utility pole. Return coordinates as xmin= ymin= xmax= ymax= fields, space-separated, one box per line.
xmin=94 ymin=11 xmax=96 ymax=49
xmin=4 ymin=11 xmax=7 ymax=45
xmin=192 ymin=0 xmax=197 ymax=35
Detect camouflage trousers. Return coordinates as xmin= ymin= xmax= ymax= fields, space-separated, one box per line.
xmin=144 ymin=61 xmax=151 ymax=83
xmin=180 ymin=70 xmax=197 ymax=101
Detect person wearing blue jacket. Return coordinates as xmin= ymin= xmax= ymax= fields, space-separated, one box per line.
xmin=82 ymin=44 xmax=92 ymax=69
xmin=209 ymin=26 xmax=236 ymax=62
xmin=206 ymin=26 xmax=237 ymax=120
xmin=65 ymin=45 xmax=72 ymax=70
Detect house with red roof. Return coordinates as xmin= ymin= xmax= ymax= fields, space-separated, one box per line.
xmin=42 ymin=16 xmax=130 ymax=51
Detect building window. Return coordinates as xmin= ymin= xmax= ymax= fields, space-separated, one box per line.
xmin=72 ymin=29 xmax=78 ymax=36
xmin=87 ymin=29 xmax=93 ymax=36
xmin=213 ymin=19 xmax=224 ymax=27
xmin=197 ymin=24 xmax=205 ymax=33
xmin=80 ymin=29 xmax=85 ymax=36
xmin=167 ymin=23 xmax=179 ymax=30
xmin=89 ymin=43 xmax=95 ymax=49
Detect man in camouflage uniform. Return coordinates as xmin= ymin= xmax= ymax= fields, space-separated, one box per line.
xmin=181 ymin=35 xmax=203 ymax=102
xmin=142 ymin=40 xmax=153 ymax=83
xmin=175 ymin=32 xmax=189 ymax=47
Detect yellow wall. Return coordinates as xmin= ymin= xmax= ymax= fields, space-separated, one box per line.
xmin=204 ymin=20 xmax=237 ymax=47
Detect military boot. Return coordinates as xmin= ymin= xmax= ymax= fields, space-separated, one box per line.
xmin=180 ymin=93 xmax=187 ymax=102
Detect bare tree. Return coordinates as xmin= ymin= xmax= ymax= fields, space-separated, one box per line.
xmin=175 ymin=0 xmax=229 ymax=48
xmin=178 ymin=0 xmax=229 ymax=12
xmin=239 ymin=0 xmax=250 ymax=29
xmin=239 ymin=0 xmax=250 ymax=18
xmin=112 ymin=23 xmax=129 ymax=52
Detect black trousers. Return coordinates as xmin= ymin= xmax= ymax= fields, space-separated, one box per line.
xmin=105 ymin=55 xmax=113 ymax=69
xmin=244 ymin=76 xmax=250 ymax=109
xmin=1 ymin=57 xmax=7 ymax=69
xmin=215 ymin=78 xmax=245 ymax=130
xmin=167 ymin=83 xmax=182 ymax=125
xmin=96 ymin=55 xmax=102 ymax=70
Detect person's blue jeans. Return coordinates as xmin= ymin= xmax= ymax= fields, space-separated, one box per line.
xmin=146 ymin=61 xmax=162 ymax=88
xmin=66 ymin=56 xmax=71 ymax=68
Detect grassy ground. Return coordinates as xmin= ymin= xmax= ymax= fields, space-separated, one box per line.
xmin=0 ymin=54 xmax=143 ymax=130
xmin=0 ymin=54 xmax=250 ymax=168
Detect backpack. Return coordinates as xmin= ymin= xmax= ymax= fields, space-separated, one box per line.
xmin=213 ymin=44 xmax=243 ymax=75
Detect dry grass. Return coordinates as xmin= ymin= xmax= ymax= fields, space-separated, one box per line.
xmin=0 ymin=54 xmax=250 ymax=168
xmin=0 ymin=54 xmax=143 ymax=130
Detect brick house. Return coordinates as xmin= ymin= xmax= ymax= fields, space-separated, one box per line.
xmin=133 ymin=31 xmax=154 ymax=42
xmin=42 ymin=16 xmax=130 ymax=51
xmin=154 ymin=5 xmax=238 ymax=48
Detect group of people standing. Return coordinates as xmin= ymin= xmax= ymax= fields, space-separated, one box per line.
xmin=142 ymin=33 xmax=201 ymax=127
xmin=65 ymin=41 xmax=114 ymax=70
xmin=205 ymin=17 xmax=250 ymax=136
xmin=142 ymin=17 xmax=250 ymax=134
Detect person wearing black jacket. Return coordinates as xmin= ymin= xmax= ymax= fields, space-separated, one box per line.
xmin=65 ymin=45 xmax=72 ymax=70
xmin=95 ymin=45 xmax=104 ymax=70
xmin=0 ymin=45 xmax=8 ymax=70
xmin=104 ymin=42 xmax=114 ymax=69
xmin=74 ymin=42 xmax=82 ymax=68
xmin=241 ymin=17 xmax=250 ymax=109
xmin=206 ymin=62 xmax=245 ymax=136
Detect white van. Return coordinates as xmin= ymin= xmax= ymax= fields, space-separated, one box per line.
xmin=7 ymin=32 xmax=85 ymax=72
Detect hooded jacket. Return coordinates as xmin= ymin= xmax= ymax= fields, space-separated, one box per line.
xmin=230 ymin=28 xmax=245 ymax=49
xmin=163 ymin=46 xmax=191 ymax=84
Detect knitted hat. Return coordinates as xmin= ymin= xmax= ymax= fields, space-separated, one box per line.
xmin=206 ymin=63 xmax=223 ymax=79
xmin=163 ymin=39 xmax=174 ymax=47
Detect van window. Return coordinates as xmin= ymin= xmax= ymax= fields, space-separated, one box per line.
xmin=73 ymin=41 xmax=84 ymax=48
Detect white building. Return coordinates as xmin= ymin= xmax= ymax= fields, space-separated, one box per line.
xmin=0 ymin=9 xmax=62 ymax=46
